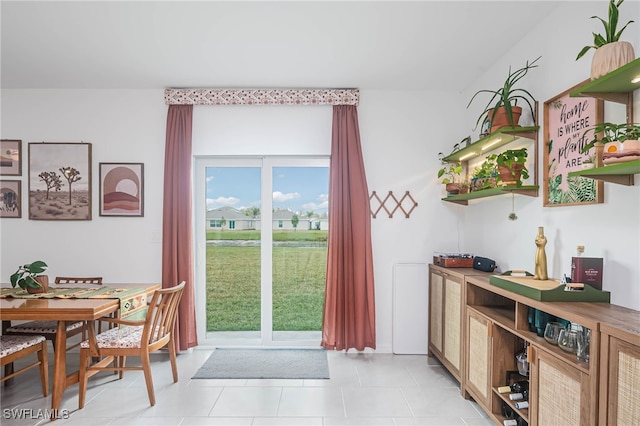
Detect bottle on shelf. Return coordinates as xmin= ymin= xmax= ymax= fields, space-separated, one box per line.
xmin=511 ymin=380 xmax=529 ymax=394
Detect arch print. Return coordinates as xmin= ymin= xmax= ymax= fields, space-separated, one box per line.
xmin=99 ymin=162 xmax=144 ymax=217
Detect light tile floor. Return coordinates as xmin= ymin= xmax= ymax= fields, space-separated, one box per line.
xmin=1 ymin=344 xmax=495 ymax=425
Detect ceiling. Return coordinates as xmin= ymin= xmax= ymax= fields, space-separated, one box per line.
xmin=1 ymin=1 xmax=562 ymax=91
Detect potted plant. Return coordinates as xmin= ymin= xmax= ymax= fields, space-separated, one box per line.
xmin=470 ymin=154 xmax=498 ymax=191
xmin=467 ymin=56 xmax=540 ymax=134
xmin=581 ymin=122 xmax=640 ymax=165
xmin=496 ymin=148 xmax=529 ymax=186
xmin=576 ymin=0 xmax=635 ymax=80
xmin=581 ymin=152 xmax=597 ymax=170
xmin=458 ymin=180 xmax=470 ymax=195
xmin=10 ymin=260 xmax=49 ymax=294
xmin=437 ymin=162 xmax=464 ymax=194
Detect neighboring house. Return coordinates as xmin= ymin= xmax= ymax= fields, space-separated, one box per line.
xmin=272 ymin=209 xmax=298 ymax=231
xmin=205 ymin=206 xmax=257 ymax=231
xmin=206 ymin=207 xmax=328 ymax=231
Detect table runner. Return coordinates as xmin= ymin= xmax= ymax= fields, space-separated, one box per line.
xmin=0 ymin=287 xmax=148 ymax=321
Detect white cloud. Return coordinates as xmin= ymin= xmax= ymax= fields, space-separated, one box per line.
xmin=273 ymin=191 xmax=300 ymax=202
xmin=302 ymin=200 xmax=329 ymax=211
xmin=207 ymin=196 xmax=240 ymax=209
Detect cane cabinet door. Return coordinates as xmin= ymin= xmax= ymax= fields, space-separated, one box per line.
xmin=466 ymin=309 xmax=492 ymax=408
xmin=443 ymin=274 xmax=463 ymax=374
xmin=429 ymin=269 xmax=444 ymax=356
xmin=531 ymin=348 xmax=590 ymax=426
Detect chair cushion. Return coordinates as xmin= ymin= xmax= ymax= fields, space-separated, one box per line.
xmin=80 ymin=325 xmax=145 ymax=349
xmin=0 ymin=335 xmax=46 ymax=357
xmin=7 ymin=320 xmax=83 ymax=334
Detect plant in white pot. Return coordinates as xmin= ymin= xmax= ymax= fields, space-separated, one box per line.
xmin=10 ymin=260 xmax=49 ymax=294
xmin=576 ymin=0 xmax=635 ymax=80
xmin=581 ymin=122 xmax=640 ymax=165
xmin=467 ymin=57 xmax=540 ymax=134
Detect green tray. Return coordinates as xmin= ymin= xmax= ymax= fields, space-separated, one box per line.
xmin=489 ymin=273 xmax=610 ymax=302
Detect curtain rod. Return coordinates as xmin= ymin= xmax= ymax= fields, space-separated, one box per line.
xmin=164 ymin=88 xmax=359 ymax=106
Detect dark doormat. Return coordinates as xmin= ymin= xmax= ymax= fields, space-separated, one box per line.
xmin=192 ymin=348 xmax=330 ymax=379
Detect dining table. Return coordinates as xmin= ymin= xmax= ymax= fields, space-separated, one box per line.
xmin=0 ymin=283 xmax=161 ymax=419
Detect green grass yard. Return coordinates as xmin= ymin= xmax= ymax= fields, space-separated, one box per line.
xmin=206 ymin=230 xmax=327 ymax=331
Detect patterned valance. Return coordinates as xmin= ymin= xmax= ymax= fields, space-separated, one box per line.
xmin=164 ymin=88 xmax=359 ymax=106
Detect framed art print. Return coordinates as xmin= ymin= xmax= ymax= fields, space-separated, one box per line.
xmin=99 ymin=162 xmax=144 ymax=217
xmin=543 ymin=80 xmax=604 ymax=206
xmin=0 ymin=140 xmax=22 ymax=176
xmin=0 ymin=180 xmax=22 ymax=218
xmin=28 ymin=142 xmax=92 ymax=220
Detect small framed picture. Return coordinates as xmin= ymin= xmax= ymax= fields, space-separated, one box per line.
xmin=1 ymin=140 xmax=22 ymax=176
xmin=29 ymin=142 xmax=92 ymax=220
xmin=0 ymin=180 xmax=22 ymax=218
xmin=99 ymin=163 xmax=144 ymax=217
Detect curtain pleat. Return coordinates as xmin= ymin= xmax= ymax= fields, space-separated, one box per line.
xmin=321 ymin=105 xmax=376 ymax=351
xmin=162 ymin=105 xmax=198 ymax=351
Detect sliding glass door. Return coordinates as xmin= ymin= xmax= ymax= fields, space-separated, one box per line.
xmin=195 ymin=157 xmax=329 ymax=346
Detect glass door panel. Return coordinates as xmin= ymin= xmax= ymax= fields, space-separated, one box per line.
xmin=205 ymin=166 xmax=262 ymax=341
xmin=271 ymin=166 xmax=328 ymax=342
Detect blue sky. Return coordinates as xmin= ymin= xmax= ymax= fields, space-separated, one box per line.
xmin=205 ymin=167 xmax=329 ymax=214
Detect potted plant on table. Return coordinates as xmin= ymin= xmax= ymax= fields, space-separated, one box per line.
xmin=576 ymin=0 xmax=635 ymax=80
xmin=467 ymin=56 xmax=540 ymax=134
xmin=581 ymin=122 xmax=640 ymax=165
xmin=10 ymin=261 xmax=49 ymax=294
xmin=496 ymin=148 xmax=529 ymax=186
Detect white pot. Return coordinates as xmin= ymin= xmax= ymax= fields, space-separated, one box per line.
xmin=591 ymin=41 xmax=635 ymax=80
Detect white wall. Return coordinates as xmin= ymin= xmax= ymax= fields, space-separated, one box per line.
xmin=1 ymin=1 xmax=639 ymax=353
xmin=0 ymin=90 xmax=167 ymax=282
xmin=459 ymin=1 xmax=640 ymax=310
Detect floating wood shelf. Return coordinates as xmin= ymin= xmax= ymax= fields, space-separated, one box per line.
xmin=567 ymin=160 xmax=640 ymax=186
xmin=442 ymin=185 xmax=539 ymax=205
xmin=442 ymin=126 xmax=539 ymax=163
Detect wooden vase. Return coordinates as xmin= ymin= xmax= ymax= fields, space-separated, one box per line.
xmin=591 ymin=41 xmax=635 ymax=80
xmin=27 ymin=275 xmax=49 ymax=294
xmin=489 ymin=106 xmax=522 ymax=133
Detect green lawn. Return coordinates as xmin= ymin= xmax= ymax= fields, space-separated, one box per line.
xmin=206 ymin=231 xmax=327 ymax=331
xmin=206 ymin=229 xmax=327 ymax=242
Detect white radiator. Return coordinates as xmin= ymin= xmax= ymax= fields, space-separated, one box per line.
xmin=392 ymin=263 xmax=429 ymax=354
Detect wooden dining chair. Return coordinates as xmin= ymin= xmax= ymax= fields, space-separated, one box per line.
xmin=78 ymin=281 xmax=185 ymax=408
xmin=1 ymin=334 xmax=49 ymax=396
xmin=4 ymin=276 xmax=104 ymax=351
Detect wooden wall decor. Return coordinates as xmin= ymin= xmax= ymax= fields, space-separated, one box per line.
xmin=369 ymin=190 xmax=418 ymax=218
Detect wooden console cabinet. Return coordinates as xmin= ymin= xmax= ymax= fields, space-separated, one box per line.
xmin=463 ymin=274 xmax=639 ymax=426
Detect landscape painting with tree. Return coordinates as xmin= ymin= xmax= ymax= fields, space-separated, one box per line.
xmin=28 ymin=142 xmax=92 ymax=220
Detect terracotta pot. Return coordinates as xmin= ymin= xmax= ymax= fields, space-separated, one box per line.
xmin=445 ymin=182 xmax=460 ymax=195
xmin=488 ymin=106 xmax=522 ymax=133
xmin=27 ymin=275 xmax=49 ymax=294
xmin=498 ymin=164 xmax=524 ymax=186
xmin=591 ymin=41 xmax=635 ymax=80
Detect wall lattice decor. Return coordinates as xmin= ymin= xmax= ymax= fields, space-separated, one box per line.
xmin=369 ymin=191 xmax=418 ymax=219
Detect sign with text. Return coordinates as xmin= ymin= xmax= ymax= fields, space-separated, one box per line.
xmin=543 ymin=80 xmax=603 ymax=206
